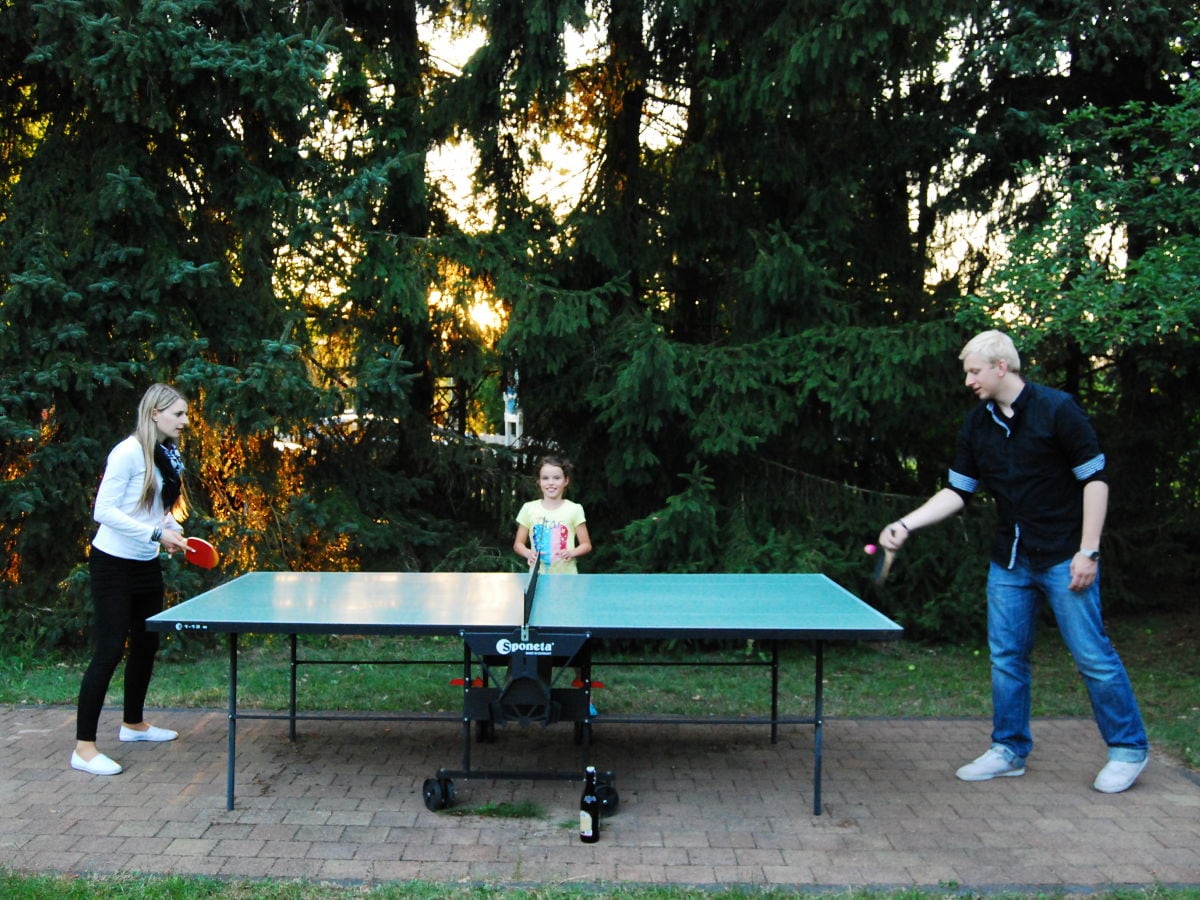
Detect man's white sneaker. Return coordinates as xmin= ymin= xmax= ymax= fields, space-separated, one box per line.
xmin=955 ymin=747 xmax=1025 ymax=781
xmin=1093 ymin=757 xmax=1148 ymax=793
xmin=119 ymin=724 xmax=178 ymax=742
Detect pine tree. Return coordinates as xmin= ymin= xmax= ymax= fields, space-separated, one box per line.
xmin=0 ymin=1 xmax=337 ymax=633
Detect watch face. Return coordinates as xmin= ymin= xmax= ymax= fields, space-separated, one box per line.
xmin=1087 ymin=551 xmax=1101 ymax=561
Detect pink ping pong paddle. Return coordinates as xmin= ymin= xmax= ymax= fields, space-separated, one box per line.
xmin=184 ymin=537 xmax=220 ymax=569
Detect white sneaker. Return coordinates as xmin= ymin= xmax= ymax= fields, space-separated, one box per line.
xmin=119 ymin=724 xmax=178 ymax=742
xmin=956 ymin=747 xmax=1025 ymax=781
xmin=1093 ymin=757 xmax=1148 ymax=793
xmin=70 ymin=750 xmax=123 ymax=776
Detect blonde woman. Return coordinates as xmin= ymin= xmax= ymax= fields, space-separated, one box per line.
xmin=72 ymin=384 xmax=192 ymax=775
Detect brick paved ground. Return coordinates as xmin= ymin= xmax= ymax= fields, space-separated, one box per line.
xmin=1 ymin=705 xmax=1197 ymax=890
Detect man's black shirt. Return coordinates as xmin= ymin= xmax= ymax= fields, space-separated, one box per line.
xmin=948 ymin=382 xmax=1107 ymax=569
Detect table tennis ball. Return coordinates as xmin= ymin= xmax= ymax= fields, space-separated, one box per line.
xmin=864 ymin=544 xmax=877 ymax=555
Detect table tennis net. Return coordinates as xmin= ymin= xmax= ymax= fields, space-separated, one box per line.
xmin=523 ymin=551 xmax=541 ymax=625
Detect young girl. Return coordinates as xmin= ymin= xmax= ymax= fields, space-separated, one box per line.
xmin=513 ymin=455 xmax=591 ymax=573
xmin=72 ymin=384 xmax=192 ymax=775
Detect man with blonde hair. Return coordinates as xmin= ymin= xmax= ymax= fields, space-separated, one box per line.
xmin=961 ymin=329 xmax=1021 ymax=371
xmin=878 ymin=330 xmax=1149 ymax=794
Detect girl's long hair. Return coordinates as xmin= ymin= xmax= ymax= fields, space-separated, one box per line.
xmin=134 ymin=383 xmax=189 ymax=519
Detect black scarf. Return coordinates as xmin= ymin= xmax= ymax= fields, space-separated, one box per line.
xmin=154 ymin=441 xmax=184 ymax=510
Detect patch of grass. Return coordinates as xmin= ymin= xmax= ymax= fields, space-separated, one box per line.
xmin=1 ymin=870 xmax=1198 ymax=899
xmin=447 ymin=799 xmax=545 ymax=818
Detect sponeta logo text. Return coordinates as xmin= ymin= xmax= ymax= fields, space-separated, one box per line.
xmin=495 ymin=638 xmax=554 ymax=654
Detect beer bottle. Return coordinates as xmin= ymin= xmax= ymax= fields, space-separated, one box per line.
xmin=579 ymin=765 xmax=600 ymax=843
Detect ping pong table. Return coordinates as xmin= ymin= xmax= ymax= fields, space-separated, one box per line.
xmin=147 ymin=571 xmax=902 ymax=815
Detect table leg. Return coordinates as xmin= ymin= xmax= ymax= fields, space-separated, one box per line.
xmin=770 ymin=640 xmax=780 ymax=743
xmin=813 ymin=639 xmax=824 ymax=815
xmin=227 ymin=633 xmax=239 ymax=811
xmin=289 ymin=634 xmax=298 ymax=742
xmin=461 ymin=641 xmax=472 ymax=772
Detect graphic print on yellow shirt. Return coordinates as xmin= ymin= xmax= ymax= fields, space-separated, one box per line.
xmin=531 ymin=519 xmax=568 ymax=572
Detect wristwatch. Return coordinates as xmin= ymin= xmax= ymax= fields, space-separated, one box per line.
xmin=1080 ymin=549 xmax=1100 ymax=561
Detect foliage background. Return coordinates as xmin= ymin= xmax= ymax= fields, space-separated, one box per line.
xmin=2 ymin=0 xmax=1199 ymax=647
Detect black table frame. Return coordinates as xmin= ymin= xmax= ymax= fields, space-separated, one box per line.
xmin=214 ymin=629 xmax=829 ymax=813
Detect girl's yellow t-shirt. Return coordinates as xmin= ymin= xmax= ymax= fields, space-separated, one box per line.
xmin=516 ymin=499 xmax=587 ymax=573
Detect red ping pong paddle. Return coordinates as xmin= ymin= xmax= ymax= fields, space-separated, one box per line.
xmin=184 ymin=537 xmax=220 ymax=569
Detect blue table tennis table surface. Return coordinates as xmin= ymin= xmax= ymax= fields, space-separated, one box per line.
xmin=148 ymin=571 xmax=903 ymax=640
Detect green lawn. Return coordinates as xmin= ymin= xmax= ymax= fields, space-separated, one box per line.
xmin=2 ymin=872 xmax=1197 ymax=900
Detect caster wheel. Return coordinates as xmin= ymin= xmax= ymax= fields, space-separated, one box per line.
xmin=596 ymin=782 xmax=619 ymax=815
xmin=422 ymin=777 xmax=455 ymax=811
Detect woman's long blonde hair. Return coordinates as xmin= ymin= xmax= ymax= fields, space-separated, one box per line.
xmin=135 ymin=383 xmax=189 ymax=518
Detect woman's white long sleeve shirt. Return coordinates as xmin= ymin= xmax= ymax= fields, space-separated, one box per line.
xmin=92 ymin=435 xmax=178 ymax=561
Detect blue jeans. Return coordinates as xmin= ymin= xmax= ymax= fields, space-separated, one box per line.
xmin=987 ymin=556 xmax=1148 ymax=764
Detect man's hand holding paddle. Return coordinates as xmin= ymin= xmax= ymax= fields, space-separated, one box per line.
xmin=874 ymin=488 xmax=968 ymax=584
